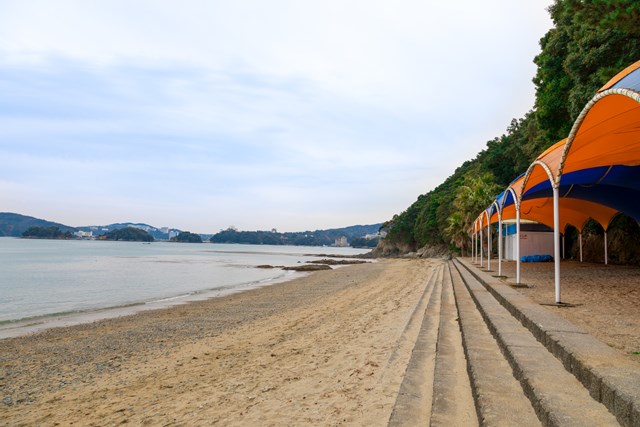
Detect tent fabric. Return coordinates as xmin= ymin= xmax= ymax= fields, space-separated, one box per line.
xmin=474 ymin=60 xmax=640 ymax=240
xmin=492 ymin=197 xmax=619 ymax=232
xmin=562 ymin=92 xmax=640 ymax=175
xmin=521 ymin=139 xmax=566 ymax=192
xmin=598 ymin=60 xmax=640 ymax=93
xmin=522 ymin=165 xmax=640 ymax=222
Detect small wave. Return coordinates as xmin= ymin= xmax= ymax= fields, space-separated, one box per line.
xmin=148 ymin=293 xmax=196 ymax=303
xmin=0 ymin=302 xmax=145 ymax=326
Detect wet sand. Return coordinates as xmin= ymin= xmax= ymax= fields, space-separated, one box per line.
xmin=488 ymin=259 xmax=640 ymax=364
xmin=1 ymin=259 xmax=439 ymax=426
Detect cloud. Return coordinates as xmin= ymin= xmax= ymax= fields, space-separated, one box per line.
xmin=0 ymin=1 xmax=553 ymax=231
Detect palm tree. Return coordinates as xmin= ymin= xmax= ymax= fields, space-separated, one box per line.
xmin=444 ymin=211 xmax=468 ymax=254
xmin=446 ymin=173 xmax=501 ymax=252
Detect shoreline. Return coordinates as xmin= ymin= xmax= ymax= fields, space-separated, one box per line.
xmin=1 ymin=257 xmax=638 ymax=425
xmin=1 ymin=259 xmax=434 ymax=425
xmin=0 ymin=238 xmax=371 ymax=338
xmin=0 ymin=269 xmax=305 ymax=340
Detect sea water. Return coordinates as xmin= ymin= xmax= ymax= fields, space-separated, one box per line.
xmin=0 ymin=238 xmax=369 ymax=329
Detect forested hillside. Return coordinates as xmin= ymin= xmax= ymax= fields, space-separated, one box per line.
xmin=380 ymin=0 xmax=640 ymax=263
xmin=210 ymin=224 xmax=383 ymax=247
xmin=0 ymin=212 xmax=77 ymax=237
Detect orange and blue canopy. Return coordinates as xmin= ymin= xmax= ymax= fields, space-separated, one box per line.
xmin=476 ymin=60 xmax=640 ymax=232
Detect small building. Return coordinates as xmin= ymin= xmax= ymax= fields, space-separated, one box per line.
xmin=74 ymin=230 xmax=93 ymax=239
xmin=503 ymin=222 xmax=553 ymax=260
xmin=334 ymin=236 xmax=348 ymax=247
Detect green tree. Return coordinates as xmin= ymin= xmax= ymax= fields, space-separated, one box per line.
xmin=533 ymin=0 xmax=640 ymax=146
xmin=444 ymin=212 xmax=467 ymax=254
xmin=381 ymin=1 xmax=640 ymax=257
xmin=172 ymin=231 xmax=203 ymax=243
xmin=22 ymin=226 xmax=72 ymax=239
xmin=103 ymin=227 xmax=154 ymax=242
xmin=444 ymin=174 xmax=501 ymax=251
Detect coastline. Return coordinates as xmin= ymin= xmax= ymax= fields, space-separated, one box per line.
xmin=1 ymin=258 xmax=436 ymax=425
xmin=0 ymin=238 xmax=370 ymax=329
xmin=2 ymin=257 xmax=638 ymax=425
xmin=0 ymin=269 xmax=304 ymax=340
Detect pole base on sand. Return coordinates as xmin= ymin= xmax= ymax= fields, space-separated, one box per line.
xmin=541 ymin=302 xmax=578 ymax=308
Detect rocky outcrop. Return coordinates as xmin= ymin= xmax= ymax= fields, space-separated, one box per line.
xmin=307 ymin=259 xmax=369 ymax=265
xmin=283 ymin=264 xmax=332 ymax=272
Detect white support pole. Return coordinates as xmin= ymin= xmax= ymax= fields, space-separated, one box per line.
xmin=604 ymin=231 xmax=608 ymax=265
xmin=473 ymin=231 xmax=477 ymax=263
xmin=579 ymin=232 xmax=583 ymax=262
xmin=487 ymin=221 xmax=492 ymax=272
xmin=471 ymin=232 xmax=475 ymax=262
xmin=503 ymin=222 xmax=508 ymax=261
xmin=480 ymin=226 xmax=483 ymax=267
xmin=498 ymin=213 xmax=503 ymax=276
xmin=553 ymin=186 xmax=561 ymax=304
xmin=516 ymin=206 xmax=521 ymax=285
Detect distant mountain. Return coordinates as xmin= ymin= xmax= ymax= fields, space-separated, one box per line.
xmin=0 ymin=212 xmax=383 ymax=246
xmin=0 ymin=212 xmax=78 ymax=237
xmin=211 ymin=223 xmax=384 ymax=247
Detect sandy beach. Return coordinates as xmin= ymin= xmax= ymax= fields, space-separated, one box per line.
xmin=2 ymin=256 xmax=639 ymax=426
xmin=1 ymin=259 xmax=440 ymax=426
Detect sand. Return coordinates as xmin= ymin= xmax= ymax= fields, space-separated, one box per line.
xmin=0 ymin=259 xmax=440 ymax=426
xmin=3 ymin=256 xmax=638 ymax=426
xmin=493 ymin=259 xmax=640 ymax=364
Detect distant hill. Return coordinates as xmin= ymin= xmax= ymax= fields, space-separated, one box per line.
xmin=101 ymin=226 xmax=154 ymax=242
xmin=0 ymin=212 xmax=383 ymax=246
xmin=0 ymin=213 xmax=77 ymax=237
xmin=77 ymin=223 xmax=181 ymax=240
xmin=210 ymin=223 xmax=384 ymax=247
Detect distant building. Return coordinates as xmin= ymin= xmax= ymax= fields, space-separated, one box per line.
xmin=168 ymin=230 xmax=179 ymax=239
xmin=160 ymin=227 xmax=169 ymax=234
xmin=334 ymin=236 xmax=348 ymax=247
xmin=74 ymin=230 xmax=93 ymax=239
xmin=364 ymin=231 xmax=387 ymax=240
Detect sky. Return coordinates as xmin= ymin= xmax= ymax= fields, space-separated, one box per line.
xmin=0 ymin=1 xmax=554 ymax=233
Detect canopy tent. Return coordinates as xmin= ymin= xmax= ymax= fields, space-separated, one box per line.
xmin=471 ymin=60 xmax=640 ymax=304
xmin=493 ymin=198 xmax=618 ymax=234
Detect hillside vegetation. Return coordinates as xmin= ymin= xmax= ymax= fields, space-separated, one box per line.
xmin=210 ymin=224 xmax=383 ymax=247
xmin=0 ymin=212 xmax=77 ymax=237
xmin=380 ymin=0 xmax=640 ymax=263
xmin=101 ymin=227 xmax=154 ymax=242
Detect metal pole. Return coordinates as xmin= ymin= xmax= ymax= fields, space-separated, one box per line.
xmin=604 ymin=231 xmax=608 ymax=265
xmin=553 ymin=186 xmax=561 ymax=304
xmin=505 ymin=220 xmax=509 ymax=257
xmin=579 ymin=232 xmax=583 ymax=262
xmin=475 ymin=230 xmax=478 ymax=263
xmin=516 ymin=205 xmax=521 ymax=285
xmin=498 ymin=213 xmax=502 ymax=276
xmin=480 ymin=226 xmax=483 ymax=267
xmin=487 ymin=220 xmax=491 ymax=272
xmin=473 ymin=231 xmax=476 ymax=263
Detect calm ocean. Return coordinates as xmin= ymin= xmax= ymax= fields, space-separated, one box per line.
xmin=0 ymin=238 xmax=369 ymax=327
